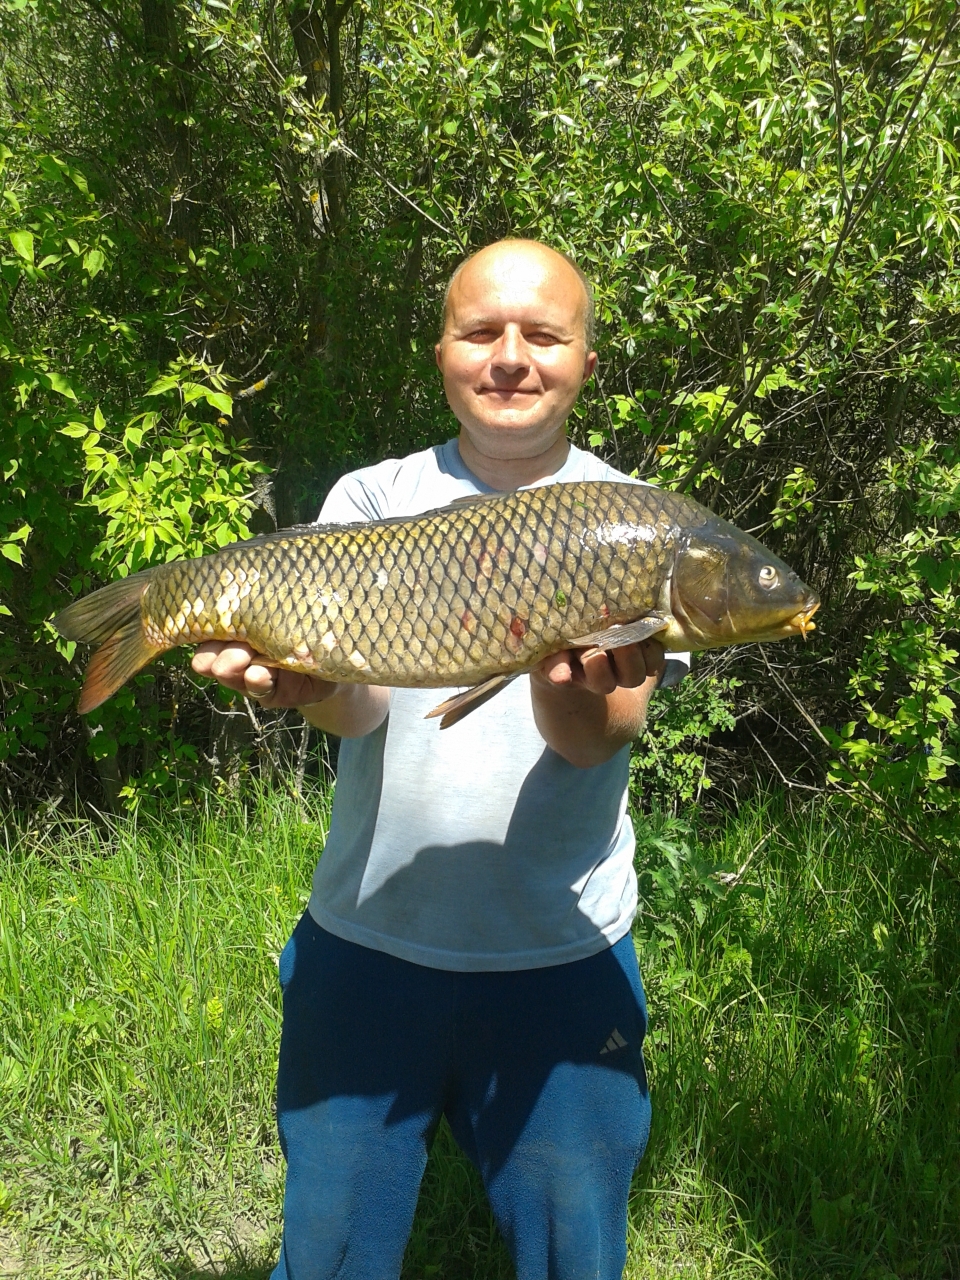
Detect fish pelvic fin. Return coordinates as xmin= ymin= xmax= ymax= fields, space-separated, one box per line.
xmin=425 ymin=673 xmax=517 ymax=729
xmin=54 ymin=572 xmax=163 ymax=713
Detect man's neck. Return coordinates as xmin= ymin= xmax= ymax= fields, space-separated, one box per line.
xmin=457 ymin=430 xmax=570 ymax=490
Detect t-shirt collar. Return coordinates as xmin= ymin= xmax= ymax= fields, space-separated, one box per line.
xmin=438 ymin=436 xmax=585 ymax=493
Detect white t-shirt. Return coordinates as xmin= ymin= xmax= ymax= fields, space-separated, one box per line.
xmin=307 ymin=438 xmax=687 ymax=971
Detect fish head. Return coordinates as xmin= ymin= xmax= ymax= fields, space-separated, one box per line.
xmin=670 ymin=519 xmax=819 ymax=649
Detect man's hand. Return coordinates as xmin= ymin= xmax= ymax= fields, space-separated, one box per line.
xmin=535 ymin=639 xmax=665 ymax=696
xmin=192 ymin=642 xmax=391 ymax=737
xmin=192 ymin=641 xmax=338 ymax=709
xmin=529 ymin=639 xmax=665 ymax=768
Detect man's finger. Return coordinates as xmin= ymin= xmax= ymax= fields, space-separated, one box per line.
xmin=243 ymin=662 xmax=279 ymax=700
xmin=209 ymin=642 xmax=258 ymax=682
xmin=579 ymin=648 xmax=618 ymax=696
xmin=538 ymin=650 xmax=578 ymax=686
xmin=191 ymin=640 xmax=232 ymax=676
xmin=607 ymin=641 xmax=657 ymax=689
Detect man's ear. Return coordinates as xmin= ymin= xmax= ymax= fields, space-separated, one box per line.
xmin=435 ymin=341 xmax=444 ymax=371
xmin=582 ymin=350 xmax=598 ymax=384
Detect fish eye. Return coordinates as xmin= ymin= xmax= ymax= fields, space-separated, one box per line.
xmin=759 ymin=565 xmax=779 ymax=589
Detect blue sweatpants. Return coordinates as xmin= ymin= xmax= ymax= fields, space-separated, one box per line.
xmin=271 ymin=912 xmax=651 ymax=1280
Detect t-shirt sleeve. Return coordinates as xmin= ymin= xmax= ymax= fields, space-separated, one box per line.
xmin=317 ymin=472 xmax=386 ymax=524
xmin=658 ymin=654 xmax=690 ymax=689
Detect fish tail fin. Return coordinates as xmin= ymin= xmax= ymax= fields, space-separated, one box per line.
xmin=54 ymin=571 xmax=153 ymax=645
xmin=77 ymin=619 xmax=163 ymax=713
xmin=54 ymin=572 xmax=163 ymax=713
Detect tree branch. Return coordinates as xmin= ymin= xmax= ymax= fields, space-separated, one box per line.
xmin=676 ymin=13 xmax=957 ymax=493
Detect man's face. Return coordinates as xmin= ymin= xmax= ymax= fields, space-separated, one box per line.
xmin=435 ymin=242 xmax=597 ymax=460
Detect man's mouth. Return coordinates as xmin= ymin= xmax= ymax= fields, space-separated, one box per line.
xmin=479 ymin=387 xmax=539 ymax=398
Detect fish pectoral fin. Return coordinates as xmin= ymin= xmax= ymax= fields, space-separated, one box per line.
xmin=425 ymin=673 xmax=517 ymax=730
xmin=569 ymin=614 xmax=671 ymax=654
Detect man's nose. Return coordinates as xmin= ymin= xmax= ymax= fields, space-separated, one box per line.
xmin=492 ymin=324 xmax=529 ymax=374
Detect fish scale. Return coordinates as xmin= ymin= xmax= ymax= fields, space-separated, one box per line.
xmin=139 ymin=481 xmax=692 ymax=688
xmin=54 ymin=478 xmax=818 ymax=722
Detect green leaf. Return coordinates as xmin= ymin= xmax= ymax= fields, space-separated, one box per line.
xmin=46 ymin=371 xmax=78 ymax=401
xmin=83 ymin=248 xmax=105 ymax=277
xmin=0 ymin=1057 xmax=24 ymax=1094
xmin=38 ymin=154 xmax=65 ymax=184
xmin=145 ymin=375 xmax=181 ymax=397
xmin=59 ymin=422 xmax=89 ymax=438
xmin=1 ymin=544 xmax=24 ymax=565
xmin=671 ymin=48 xmax=697 ymax=73
xmin=199 ymin=388 xmax=233 ymax=415
xmin=647 ymin=79 xmax=671 ymax=99
xmin=9 ymin=230 xmax=34 ymax=264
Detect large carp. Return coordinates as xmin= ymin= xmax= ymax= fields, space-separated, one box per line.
xmin=55 ymin=480 xmax=819 ymax=727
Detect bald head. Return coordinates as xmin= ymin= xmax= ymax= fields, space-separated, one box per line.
xmin=434 ymin=237 xmax=599 ymax=480
xmin=442 ymin=240 xmax=595 ymax=347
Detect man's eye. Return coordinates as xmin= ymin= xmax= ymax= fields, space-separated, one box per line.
xmin=526 ymin=331 xmax=559 ymax=345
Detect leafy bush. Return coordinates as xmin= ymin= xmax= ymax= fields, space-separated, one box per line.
xmin=827 ymin=441 xmax=960 ymax=844
xmin=0 ymin=144 xmax=263 ymax=795
xmin=632 ymin=668 xmax=739 ymax=809
xmin=3 ymin=0 xmax=960 ymax=815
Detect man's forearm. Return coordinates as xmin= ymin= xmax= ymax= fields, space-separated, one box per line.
xmin=299 ymin=684 xmax=391 ymax=738
xmin=531 ymin=676 xmax=656 ymax=768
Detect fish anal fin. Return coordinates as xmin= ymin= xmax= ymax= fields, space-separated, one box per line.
xmin=569 ymin=614 xmax=670 ymax=654
xmin=425 ymin=673 xmax=516 ymax=729
xmin=77 ymin=619 xmax=164 ymax=714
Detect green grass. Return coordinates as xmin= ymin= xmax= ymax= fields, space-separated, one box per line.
xmin=0 ymin=789 xmax=958 ymax=1278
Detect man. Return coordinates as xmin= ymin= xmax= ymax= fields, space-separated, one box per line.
xmin=193 ymin=239 xmax=685 ymax=1280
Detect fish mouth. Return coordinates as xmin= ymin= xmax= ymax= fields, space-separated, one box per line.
xmin=791 ymin=599 xmax=820 ymax=638
xmin=745 ymin=599 xmax=820 ymax=645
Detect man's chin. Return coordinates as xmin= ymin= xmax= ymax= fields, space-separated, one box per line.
xmin=460 ymin=416 xmax=568 ymax=461
xmin=472 ymin=407 xmax=551 ymax=434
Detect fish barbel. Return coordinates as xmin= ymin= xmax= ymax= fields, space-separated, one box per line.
xmin=55 ymin=481 xmax=819 ymax=727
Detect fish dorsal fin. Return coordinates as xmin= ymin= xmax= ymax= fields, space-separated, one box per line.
xmin=219 ymin=493 xmax=508 ymax=552
xmin=443 ymin=491 xmax=509 ymax=507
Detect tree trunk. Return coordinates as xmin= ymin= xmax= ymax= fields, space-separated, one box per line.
xmin=140 ymin=0 xmax=195 ymax=246
xmin=285 ymin=0 xmax=356 ymax=232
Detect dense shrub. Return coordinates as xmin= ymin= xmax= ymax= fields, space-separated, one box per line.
xmin=1 ymin=0 xmax=958 ymax=838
